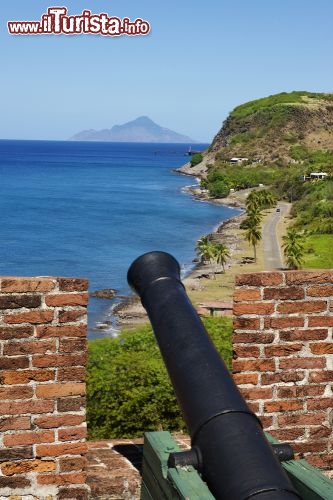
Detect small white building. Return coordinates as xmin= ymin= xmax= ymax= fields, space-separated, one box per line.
xmin=230 ymin=157 xmax=249 ymax=165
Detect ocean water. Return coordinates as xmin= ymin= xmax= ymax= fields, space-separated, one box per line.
xmin=0 ymin=140 xmax=241 ymax=337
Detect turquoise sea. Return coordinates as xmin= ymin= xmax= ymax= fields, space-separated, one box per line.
xmin=0 ymin=140 xmax=241 ymax=337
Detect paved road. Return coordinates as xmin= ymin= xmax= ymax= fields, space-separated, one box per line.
xmin=263 ymin=202 xmax=290 ymax=270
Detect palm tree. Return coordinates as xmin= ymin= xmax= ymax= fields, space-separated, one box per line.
xmin=282 ymin=228 xmax=305 ymax=269
xmin=213 ymin=243 xmax=230 ymax=272
xmin=196 ymin=236 xmax=216 ymax=278
xmin=244 ymin=220 xmax=262 ymax=262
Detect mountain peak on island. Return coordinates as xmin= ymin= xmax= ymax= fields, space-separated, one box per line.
xmin=69 ymin=117 xmax=198 ymax=143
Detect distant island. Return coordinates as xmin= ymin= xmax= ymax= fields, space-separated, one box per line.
xmin=68 ymin=116 xmax=198 ymax=143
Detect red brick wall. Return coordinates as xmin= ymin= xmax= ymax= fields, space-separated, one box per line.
xmin=0 ymin=277 xmax=90 ymax=499
xmin=233 ymin=270 xmax=333 ymax=472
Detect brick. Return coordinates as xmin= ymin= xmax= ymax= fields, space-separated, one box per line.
xmin=38 ymin=472 xmax=87 ymax=486
xmin=232 ymin=359 xmax=275 ymax=373
xmin=307 ymin=455 xmax=333 ymax=469
xmin=277 ymin=301 xmax=327 ymax=314
xmin=0 ymin=356 xmax=30 ymax=370
xmin=240 ymin=387 xmax=273 ymax=400
xmin=59 ymin=278 xmax=88 ymax=292
xmin=45 ymin=293 xmax=88 ymax=307
xmin=232 ymin=332 xmax=274 ymax=344
xmin=1 ymin=459 xmax=55 ymax=475
xmin=233 ymin=302 xmax=275 ymax=316
xmin=265 ymin=317 xmax=304 ymax=329
xmin=279 ymin=329 xmax=328 ymax=342
xmin=261 ymin=371 xmax=306 ymax=385
xmin=0 ymin=476 xmax=31 ymax=488
xmin=309 ymin=370 xmax=333 ymax=383
xmin=307 ymin=398 xmax=333 ymax=410
xmin=263 ymin=287 xmax=304 ymax=300
xmin=59 ymin=309 xmax=86 ymax=323
xmin=232 ymin=373 xmax=259 ymax=385
xmin=264 ymin=344 xmax=303 ymax=357
xmin=59 ymin=456 xmax=87 ymax=472
xmin=34 ymin=414 xmax=85 ymax=429
xmin=57 ymin=397 xmax=86 ymax=412
xmin=0 ymin=447 xmax=33 ymax=462
xmin=269 ymin=428 xmax=306 ymax=441
xmin=310 ymin=342 xmax=333 ymax=354
xmin=278 ymin=413 xmax=326 ymax=427
xmin=36 ymin=383 xmax=86 ymax=399
xmin=0 ymin=386 xmax=33 ymax=401
xmin=3 ymin=339 xmax=56 ymax=356
xmin=235 ymin=273 xmax=283 ymax=286
xmin=4 ymin=310 xmax=54 ymax=324
xmin=233 ymin=317 xmax=260 ymax=330
xmin=59 ymin=338 xmax=87 ymax=353
xmin=307 ymin=284 xmax=333 ymax=297
xmin=0 ymin=326 xmax=34 ymax=340
xmin=58 ymin=426 xmax=87 ymax=442
xmin=279 ymin=358 xmax=326 ymax=370
xmin=285 ymin=270 xmax=333 ymax=285
xmin=3 ymin=430 xmax=54 ymax=446
xmin=293 ymin=442 xmax=328 ymax=454
xmin=233 ymin=345 xmax=260 ymax=358
xmin=264 ymin=400 xmax=304 ymax=413
xmin=277 ymin=385 xmax=325 ymax=399
xmin=58 ymin=367 xmax=86 ymax=382
xmin=233 ymin=289 xmax=261 ymax=302
xmin=0 ymin=369 xmax=56 ymax=385
xmin=309 ymin=426 xmax=331 ymax=439
xmin=0 ymin=294 xmax=41 ymax=309
xmin=0 ymin=400 xmax=54 ymax=416
xmin=36 ymin=442 xmax=87 ymax=458
xmin=247 ymin=402 xmax=260 ymax=413
xmin=308 ymin=316 xmax=333 ymax=327
xmin=0 ymin=416 xmax=31 ymax=431
xmin=58 ymin=488 xmax=89 ymax=500
xmin=36 ymin=325 xmax=87 ymax=338
xmin=259 ymin=415 xmax=273 ymax=428
xmin=32 ymin=353 xmax=87 ymax=368
xmin=1 ymin=277 xmax=55 ymax=293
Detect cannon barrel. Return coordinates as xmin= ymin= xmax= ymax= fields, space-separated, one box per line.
xmin=127 ymin=251 xmax=300 ymax=500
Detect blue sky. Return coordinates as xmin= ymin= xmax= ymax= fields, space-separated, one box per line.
xmin=1 ymin=0 xmax=332 ymax=142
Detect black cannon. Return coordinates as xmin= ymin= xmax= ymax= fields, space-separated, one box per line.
xmin=127 ymin=251 xmax=300 ymax=500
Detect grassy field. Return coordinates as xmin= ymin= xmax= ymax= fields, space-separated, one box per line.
xmin=303 ymin=234 xmax=333 ymax=268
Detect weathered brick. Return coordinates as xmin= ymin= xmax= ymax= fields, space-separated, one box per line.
xmin=0 ymin=369 xmax=56 ymax=385
xmin=277 ymin=385 xmax=326 ymax=399
xmin=232 ymin=359 xmax=275 ymax=373
xmin=1 ymin=277 xmax=55 ymax=293
xmin=232 ymin=332 xmax=274 ymax=344
xmin=259 ymin=415 xmax=273 ymax=428
xmin=4 ymin=310 xmax=54 ymax=324
xmin=309 ymin=426 xmax=332 ymax=439
xmin=0 ymin=476 xmax=31 ymax=488
xmin=36 ymin=383 xmax=86 ymax=399
xmin=265 ymin=317 xmax=304 ymax=329
xmin=308 ymin=316 xmax=333 ymax=327
xmin=58 ymin=278 xmax=88 ymax=292
xmin=233 ymin=289 xmax=261 ymax=302
xmin=264 ymin=400 xmax=304 ymax=413
xmin=240 ymin=387 xmax=273 ymax=400
xmin=58 ymin=309 xmax=86 ymax=323
xmin=59 ymin=338 xmax=87 ymax=353
xmin=269 ymin=428 xmax=306 ymax=441
xmin=0 ymin=294 xmax=41 ymax=309
xmin=59 ymin=456 xmax=87 ymax=472
xmin=58 ymin=426 xmax=87 ymax=442
xmin=261 ymin=371 xmax=306 ymax=385
xmin=279 ymin=357 xmax=326 ymax=370
xmin=277 ymin=300 xmax=327 ymax=314
xmin=32 ymin=353 xmax=87 ymax=368
xmin=45 ymin=293 xmax=88 ymax=307
xmin=0 ymin=356 xmax=29 ymax=370
xmin=37 ymin=472 xmax=87 ymax=486
xmin=235 ymin=273 xmax=283 ymax=286
xmin=309 ymin=342 xmax=333 ymax=355
xmin=278 ymin=412 xmax=326 ymax=427
xmin=293 ymin=441 xmax=328 ymax=454
xmin=3 ymin=339 xmax=56 ymax=356
xmin=307 ymin=454 xmax=333 ymax=470
xmin=279 ymin=329 xmax=328 ymax=342
xmin=309 ymin=370 xmax=333 ymax=383
xmin=233 ymin=317 xmax=260 ymax=330
xmin=36 ymin=442 xmax=87 ymax=458
xmin=0 ymin=386 xmax=33 ymax=401
xmin=233 ymin=302 xmax=274 ymax=316
xmin=307 ymin=284 xmax=333 ymax=297
xmin=0 ymin=447 xmax=33 ymax=462
xmin=0 ymin=326 xmax=34 ymax=340
xmin=3 ymin=430 xmax=54 ymax=446
xmin=34 ymin=414 xmax=85 ymax=429
xmin=285 ymin=270 xmax=333 ymax=285
xmin=0 ymin=400 xmax=54 ymax=416
xmin=233 ymin=345 xmax=260 ymax=358
xmin=36 ymin=325 xmax=87 ymax=338
xmin=263 ymin=287 xmax=304 ymax=300
xmin=307 ymin=398 xmax=333 ymax=410
xmin=0 ymin=416 xmax=31 ymax=431
xmin=232 ymin=373 xmax=259 ymax=385
xmin=58 ymin=367 xmax=86 ymax=382
xmin=264 ymin=344 xmax=303 ymax=357
xmin=57 ymin=397 xmax=86 ymax=413
xmin=1 ymin=459 xmax=55 ymax=475
xmin=58 ymin=487 xmax=89 ymax=500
